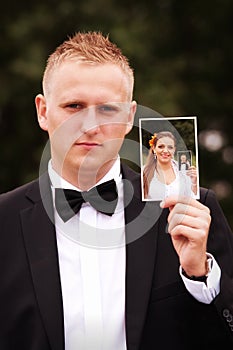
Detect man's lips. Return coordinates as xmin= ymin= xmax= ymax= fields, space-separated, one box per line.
xmin=74 ymin=141 xmax=101 ymax=150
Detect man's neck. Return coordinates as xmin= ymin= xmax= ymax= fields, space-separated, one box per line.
xmin=51 ymin=158 xmax=118 ymax=191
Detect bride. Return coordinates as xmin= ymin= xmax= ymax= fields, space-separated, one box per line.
xmin=143 ymin=131 xmax=198 ymax=200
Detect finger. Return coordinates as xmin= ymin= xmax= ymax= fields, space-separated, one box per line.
xmin=168 ymin=202 xmax=210 ymax=220
xmin=187 ymin=169 xmax=197 ymax=175
xmin=160 ymin=195 xmax=208 ymax=211
xmin=167 ymin=202 xmax=211 ymax=232
xmin=169 ymin=224 xmax=208 ymax=244
xmin=168 ymin=211 xmax=211 ymax=234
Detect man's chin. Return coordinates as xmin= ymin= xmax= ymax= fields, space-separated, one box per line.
xmin=65 ymin=155 xmax=115 ymax=176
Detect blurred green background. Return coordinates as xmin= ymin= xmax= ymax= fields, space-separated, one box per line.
xmin=1 ymin=0 xmax=232 ymax=228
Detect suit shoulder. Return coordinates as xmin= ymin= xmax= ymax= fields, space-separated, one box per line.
xmin=199 ymin=187 xmax=209 ymax=203
xmin=121 ymin=162 xmax=140 ymax=181
xmin=199 ymin=186 xmax=230 ymax=221
xmin=0 ymin=179 xmax=39 ymax=208
xmin=199 ymin=186 xmax=218 ymax=205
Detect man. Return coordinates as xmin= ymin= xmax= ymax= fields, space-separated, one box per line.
xmin=179 ymin=153 xmax=191 ymax=171
xmin=0 ymin=31 xmax=233 ymax=350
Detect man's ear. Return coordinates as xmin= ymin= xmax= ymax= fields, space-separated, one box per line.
xmin=125 ymin=100 xmax=137 ymax=135
xmin=35 ymin=94 xmax=48 ymax=131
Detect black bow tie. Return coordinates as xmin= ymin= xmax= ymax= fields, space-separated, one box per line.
xmin=55 ymin=179 xmax=118 ymax=222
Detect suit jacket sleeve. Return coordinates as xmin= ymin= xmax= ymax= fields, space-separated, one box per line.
xmin=201 ymin=188 xmax=233 ymax=337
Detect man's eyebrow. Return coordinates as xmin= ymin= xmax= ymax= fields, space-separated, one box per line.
xmin=60 ymin=100 xmax=87 ymax=106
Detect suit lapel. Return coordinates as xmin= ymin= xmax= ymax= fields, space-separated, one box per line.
xmin=20 ymin=173 xmax=65 ymax=350
xmin=121 ymin=164 xmax=162 ymax=350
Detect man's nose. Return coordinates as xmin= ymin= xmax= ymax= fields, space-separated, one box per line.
xmin=80 ymin=106 xmax=101 ymax=134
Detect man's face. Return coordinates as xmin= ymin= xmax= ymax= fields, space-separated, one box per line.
xmin=36 ymin=61 xmax=136 ymax=185
xmin=180 ymin=155 xmax=187 ymax=163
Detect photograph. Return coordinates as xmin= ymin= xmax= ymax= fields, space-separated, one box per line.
xmin=139 ymin=116 xmax=200 ymax=201
xmin=178 ymin=150 xmax=192 ymax=172
xmin=1 ymin=21 xmax=233 ymax=349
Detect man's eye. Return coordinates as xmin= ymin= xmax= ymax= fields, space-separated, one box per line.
xmin=66 ymin=104 xmax=82 ymax=109
xmin=97 ymin=104 xmax=119 ymax=115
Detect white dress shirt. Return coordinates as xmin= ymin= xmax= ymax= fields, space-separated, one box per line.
xmin=48 ymin=158 xmax=220 ymax=350
xmin=49 ymin=158 xmax=126 ymax=350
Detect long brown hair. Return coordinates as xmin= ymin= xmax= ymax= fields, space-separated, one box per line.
xmin=143 ymin=131 xmax=176 ymax=198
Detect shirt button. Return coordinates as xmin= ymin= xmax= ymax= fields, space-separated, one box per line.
xmin=223 ymin=309 xmax=230 ymax=318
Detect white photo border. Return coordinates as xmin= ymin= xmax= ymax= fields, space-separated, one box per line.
xmin=139 ymin=116 xmax=200 ymax=201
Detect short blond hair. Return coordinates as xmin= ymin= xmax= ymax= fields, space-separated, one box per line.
xmin=43 ymin=31 xmax=134 ymax=98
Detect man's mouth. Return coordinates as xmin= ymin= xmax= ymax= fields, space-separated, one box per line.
xmin=74 ymin=141 xmax=101 ymax=150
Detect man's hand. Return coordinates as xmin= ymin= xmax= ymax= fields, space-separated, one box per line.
xmin=160 ymin=196 xmax=211 ymax=277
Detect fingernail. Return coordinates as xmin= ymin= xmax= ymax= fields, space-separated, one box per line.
xmin=160 ymin=201 xmax=164 ymax=208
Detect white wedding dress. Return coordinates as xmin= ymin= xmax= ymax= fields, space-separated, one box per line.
xmin=147 ymin=160 xmax=195 ymax=200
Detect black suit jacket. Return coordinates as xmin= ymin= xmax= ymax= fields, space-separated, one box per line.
xmin=0 ymin=163 xmax=233 ymax=350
